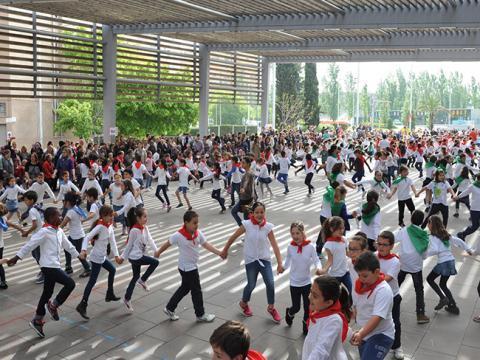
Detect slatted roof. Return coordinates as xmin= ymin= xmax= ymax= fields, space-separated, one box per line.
xmin=9 ymin=0 xmax=480 ymax=62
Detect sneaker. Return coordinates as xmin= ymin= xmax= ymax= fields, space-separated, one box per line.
xmin=105 ymin=291 xmax=121 ymax=302
xmin=0 ymin=281 xmax=8 ymax=290
xmin=473 ymin=315 xmax=480 ymax=323
xmin=162 ymin=203 xmax=166 ymax=209
xmin=399 ymin=223 xmax=406 ymax=228
xmin=65 ymin=267 xmax=73 ymax=275
xmin=167 ymin=205 xmax=172 ymax=212
xmin=239 ymin=301 xmax=253 ymax=317
xmin=47 ymin=300 xmax=59 ymax=321
xmin=393 ymin=347 xmax=405 ymax=360
xmin=302 ymin=320 xmax=308 ymax=335
xmin=445 ymin=304 xmax=460 ymax=315
xmin=123 ymin=298 xmax=134 ymax=312
xmin=176 ymin=203 xmax=183 ymax=208
xmin=416 ymin=314 xmax=430 ymax=324
xmin=456 ymin=232 xmax=466 ymax=241
xmin=79 ymin=270 xmax=91 ymax=278
xmin=285 ymin=308 xmax=294 ymax=327
xmin=35 ymin=272 xmax=44 ymax=284
xmin=267 ymin=307 xmax=281 ymax=323
xmin=434 ymin=297 xmax=450 ymax=311
xmin=197 ymin=313 xmax=216 ymax=323
xmin=76 ymin=300 xmax=89 ymax=320
xmin=29 ymin=319 xmax=45 ymax=338
xmin=453 ymin=213 xmax=459 ymax=218
xmin=137 ymin=279 xmax=150 ymax=292
xmin=219 ymin=209 xmax=226 ymax=214
xmin=188 ymin=206 xmax=193 ymax=211
xmin=163 ymin=307 xmax=179 ymax=321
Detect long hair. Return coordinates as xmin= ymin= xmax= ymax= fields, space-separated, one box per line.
xmin=362 ymin=190 xmax=379 ymax=215
xmin=313 ymin=275 xmax=352 ymax=322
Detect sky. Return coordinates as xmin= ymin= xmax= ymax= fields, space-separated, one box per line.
xmin=316 ymin=62 xmax=480 ymax=90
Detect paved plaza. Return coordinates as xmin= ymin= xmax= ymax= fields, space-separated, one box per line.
xmin=0 ymin=167 xmax=479 ymax=360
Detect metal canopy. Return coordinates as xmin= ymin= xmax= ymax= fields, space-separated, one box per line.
xmin=7 ymin=0 xmax=480 ymax=62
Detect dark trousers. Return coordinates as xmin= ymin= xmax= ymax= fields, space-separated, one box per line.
xmin=36 ymin=267 xmax=75 ymax=318
xmin=166 ymin=268 xmax=204 ymax=317
xmin=392 ymin=294 xmax=402 ymax=350
xmin=288 ymin=284 xmax=311 ymax=321
xmin=426 ymin=270 xmax=455 ymax=305
xmin=32 ymin=246 xmax=40 ymax=265
xmin=230 ymin=182 xmax=240 ymax=205
xmin=231 ymin=199 xmax=251 ymax=226
xmin=0 ymin=247 xmax=4 ymax=282
xmin=415 ymin=163 xmax=423 ymax=176
xmin=455 ymin=196 xmax=470 ymax=211
xmin=82 ymin=259 xmax=116 ymax=303
xmin=398 ymin=198 xmax=415 ymax=225
xmin=459 ymin=210 xmax=480 ymax=240
xmin=305 ymin=173 xmax=314 ymax=194
xmin=398 ymin=270 xmax=425 ymax=315
xmin=125 ymin=256 xmax=159 ymax=300
xmin=352 ymin=170 xmax=365 ymax=183
xmin=212 ymin=189 xmax=226 ymax=210
xmin=155 ymin=184 xmax=170 ymax=205
xmin=316 ymin=215 xmax=328 ymax=254
xmin=64 ymin=237 xmax=90 ymax=271
xmin=422 ymin=203 xmax=448 ymax=228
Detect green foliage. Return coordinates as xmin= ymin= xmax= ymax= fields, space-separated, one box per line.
xmin=343 ymin=72 xmax=356 ymax=119
xmin=276 ymin=64 xmax=303 ymax=123
xmin=54 ymin=100 xmax=102 ymax=139
xmin=319 ymin=63 xmax=340 ymax=120
xmin=304 ymin=63 xmax=319 ymax=125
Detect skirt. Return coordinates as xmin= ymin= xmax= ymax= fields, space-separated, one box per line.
xmin=432 ymin=260 xmax=457 ymax=277
xmin=6 ymin=199 xmax=18 ymax=213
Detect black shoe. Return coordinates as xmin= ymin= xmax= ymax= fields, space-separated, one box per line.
xmin=188 ymin=206 xmax=193 ymax=211
xmin=285 ymin=308 xmax=294 ymax=327
xmin=445 ymin=304 xmax=460 ymax=315
xmin=456 ymin=232 xmax=466 ymax=241
xmin=47 ymin=300 xmax=59 ymax=321
xmin=399 ymin=223 xmax=406 ymax=228
xmin=176 ymin=203 xmax=183 ymax=208
xmin=29 ymin=319 xmax=45 ymax=338
xmin=453 ymin=213 xmax=459 ymax=218
xmin=434 ymin=297 xmax=450 ymax=311
xmin=79 ymin=270 xmax=91 ymax=278
xmin=302 ymin=320 xmax=308 ymax=335
xmin=76 ymin=300 xmax=90 ymax=320
xmin=65 ymin=267 xmax=73 ymax=275
xmin=0 ymin=281 xmax=7 ymax=290
xmin=105 ymin=291 xmax=120 ymax=302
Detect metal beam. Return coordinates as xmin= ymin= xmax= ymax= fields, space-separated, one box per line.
xmin=260 ymin=58 xmax=269 ymax=128
xmin=111 ymin=1 xmax=479 ymax=34
xmin=102 ymin=25 xmax=117 ymax=144
xmin=207 ymin=30 xmax=480 ymax=52
xmin=198 ymin=44 xmax=209 ymax=137
xmin=265 ymin=49 xmax=480 ymax=63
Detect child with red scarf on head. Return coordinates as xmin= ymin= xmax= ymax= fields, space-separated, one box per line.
xmin=283 ymin=221 xmax=322 ymax=335
xmin=157 ymin=210 xmax=222 ymax=323
xmin=221 ymin=202 xmax=284 ymax=323
xmin=351 ymin=252 xmax=395 ymax=360
xmin=376 ymin=231 xmax=403 ymax=360
xmin=302 ymin=275 xmax=350 ymax=360
xmin=210 ymin=320 xmax=267 ymax=360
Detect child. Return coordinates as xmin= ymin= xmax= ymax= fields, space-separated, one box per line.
xmin=347 ymin=234 xmax=369 ymax=285
xmin=426 ymin=215 xmax=473 ymax=315
xmin=199 ymin=163 xmax=227 ymax=214
xmin=227 ymin=156 xmax=245 ymax=206
xmin=59 ymin=191 xmax=91 ymax=277
xmin=396 ymin=210 xmax=430 ymax=324
xmin=154 ymin=158 xmax=171 ymax=211
xmin=80 ymin=169 xmax=103 ymax=210
xmin=276 ymin=150 xmax=290 ymax=194
xmin=157 ymin=210 xmax=221 ymax=322
xmin=27 ymin=172 xmax=56 ymax=206
xmin=329 ymin=185 xmax=357 ymax=233
xmin=452 ymin=166 xmax=471 ymax=218
xmin=283 ymin=221 xmax=321 ymax=335
xmin=57 ymin=171 xmax=80 ymax=204
xmin=132 ymin=154 xmax=149 ymax=187
xmin=257 ymin=158 xmax=274 ymax=199
xmin=302 ymin=275 xmax=350 ymax=360
xmin=76 ymin=205 xmax=121 ymax=320
xmin=416 ymin=169 xmax=455 ymax=228
xmin=376 ymin=231 xmax=403 ymax=360
xmin=85 ymin=188 xmax=101 ymax=225
xmin=0 ymin=175 xmax=26 ymax=220
xmin=359 ymin=190 xmax=381 ymax=251
xmin=113 ymin=180 xmax=137 ymax=235
xmin=423 ymin=155 xmax=437 ymax=211
xmin=120 ymin=207 xmax=159 ymax=311
xmin=7 ymin=207 xmax=84 ymax=338
xmin=175 ymin=158 xmax=199 ymax=210
xmin=99 ymin=159 xmax=114 ymax=203
xmin=303 ymin=153 xmax=316 ymax=196
xmin=387 ymin=165 xmax=417 ymax=227
xmin=318 ymin=216 xmax=352 ymax=294
xmin=222 ymin=202 xmax=283 ymax=323
xmin=105 ymin=172 xmax=124 ymax=224
xmin=351 ymin=252 xmax=395 ymax=360
xmin=351 ymin=149 xmax=372 ymax=190
xmin=455 ymin=173 xmax=480 ymax=242
xmin=356 ymin=170 xmax=390 ymax=199
xmin=209 ymin=320 xmax=267 ymax=360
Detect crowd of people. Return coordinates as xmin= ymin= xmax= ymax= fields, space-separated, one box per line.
xmin=0 ymin=125 xmax=479 ymax=360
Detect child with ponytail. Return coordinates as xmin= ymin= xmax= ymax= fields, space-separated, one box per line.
xmin=359 ymin=190 xmax=381 ymax=251
xmin=199 ymin=162 xmax=227 ymax=213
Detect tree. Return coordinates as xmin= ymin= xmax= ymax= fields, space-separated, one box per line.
xmin=54 ymin=100 xmax=102 ymax=139
xmin=276 ymin=93 xmax=306 ymax=129
xmin=320 ymin=63 xmax=340 ymax=121
xmin=418 ymin=93 xmax=443 ymax=131
xmin=304 ymin=63 xmax=319 ymax=126
xmin=276 ymin=64 xmax=303 ymax=124
xmin=359 ymin=85 xmax=371 ymax=123
xmin=343 ymin=72 xmax=356 ymax=119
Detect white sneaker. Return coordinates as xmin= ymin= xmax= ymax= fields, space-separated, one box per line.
xmin=393 ymin=347 xmax=405 ymax=360
xmin=137 ymin=279 xmax=150 ymax=292
xmin=196 ymin=313 xmax=215 ymax=323
xmin=163 ymin=307 xmax=179 ymax=321
xmin=123 ymin=298 xmax=134 ymax=312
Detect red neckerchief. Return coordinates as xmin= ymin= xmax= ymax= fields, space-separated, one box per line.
xmin=377 ymin=253 xmax=399 ymax=260
xmin=113 ymin=163 xmax=120 ymax=172
xmin=290 ymin=240 xmax=311 ymax=253
xmin=178 ymin=225 xmax=198 ymax=245
xmin=249 ymin=214 xmax=266 ymax=228
xmin=102 ymin=165 xmax=109 ymax=173
xmin=355 ymin=272 xmax=386 ymax=298
xmin=134 ymin=161 xmax=142 ymax=169
xmin=246 ymin=350 xmax=266 ymax=360
xmin=326 ymin=236 xmax=344 ymax=243
xmin=131 ymin=223 xmax=144 ymax=231
xmin=97 ymin=219 xmax=112 ymax=228
xmin=234 ymin=162 xmax=242 ymax=168
xmin=307 ymin=300 xmax=348 ymax=342
xmin=306 ymin=159 xmax=313 ymax=169
xmin=42 ymin=223 xmax=58 ymax=230
xmin=89 ymin=160 xmax=96 ymax=167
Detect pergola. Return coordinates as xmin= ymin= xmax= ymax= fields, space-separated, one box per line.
xmin=3 ymin=0 xmax=480 ymax=140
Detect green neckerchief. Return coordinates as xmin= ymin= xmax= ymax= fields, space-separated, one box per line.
xmin=392 ymin=176 xmax=407 ymax=185
xmin=374 ymin=179 xmax=385 ymax=187
xmin=406 ymin=225 xmax=429 ymax=254
xmin=425 ymin=161 xmax=435 ymax=169
xmin=473 ymin=181 xmax=480 ymax=188
xmin=437 ymin=164 xmax=447 ymax=173
xmin=331 ymin=200 xmax=344 ymax=216
xmin=323 ymin=186 xmax=334 ymax=203
xmin=455 ymin=176 xmax=465 ymax=185
xmin=330 ymin=172 xmax=339 ymax=183
xmin=362 ymin=203 xmax=380 ymax=225
xmin=455 ymin=156 xmax=465 ymax=165
xmin=323 ymin=185 xmax=344 ymax=216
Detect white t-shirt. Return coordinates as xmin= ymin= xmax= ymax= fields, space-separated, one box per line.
xmin=378 ymin=254 xmax=401 ymax=296
xmin=323 ymin=239 xmax=348 ymax=277
xmin=169 ymin=230 xmax=206 ymax=271
xmin=283 ymin=242 xmax=320 ymax=287
xmin=392 ymin=177 xmax=413 ymax=201
xmin=242 ymin=219 xmax=274 ymax=265
xmin=66 ymin=208 xmax=86 ymax=239
xmin=427 ymin=181 xmax=451 ymax=206
xmin=395 ymin=227 xmax=426 ymax=273
xmin=302 ymin=314 xmax=348 ymax=360
xmin=278 ymin=157 xmax=290 ymax=174
xmin=28 ymin=207 xmax=44 ymax=234
xmin=177 ymin=167 xmax=192 ymax=188
xmin=360 ymin=210 xmax=381 ymax=241
xmin=352 ymin=281 xmax=395 ymax=341
xmin=132 ymin=162 xmax=147 ymax=179
xmin=109 ymin=183 xmax=124 ymax=207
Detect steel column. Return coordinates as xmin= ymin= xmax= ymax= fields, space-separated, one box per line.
xmin=260 ymin=58 xmax=270 ymax=129
xmin=199 ymin=44 xmax=209 ymax=137
xmin=102 ymin=25 xmax=117 ymax=143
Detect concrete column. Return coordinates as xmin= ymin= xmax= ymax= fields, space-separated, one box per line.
xmin=199 ymin=44 xmax=209 ymax=137
xmin=260 ymin=58 xmax=270 ymax=129
xmin=102 ymin=25 xmax=117 ymax=143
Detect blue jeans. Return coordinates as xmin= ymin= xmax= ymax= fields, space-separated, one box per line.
xmin=125 ymin=256 xmax=159 ymax=300
xmin=276 ymin=173 xmax=288 ymax=190
xmin=231 ymin=200 xmax=250 ymax=226
xmin=243 ymin=260 xmax=275 ymax=305
xmin=82 ymin=259 xmax=116 ymax=303
xmin=230 ymin=182 xmax=241 ymax=205
xmin=335 ymin=272 xmax=352 ymax=295
xmin=359 ymin=333 xmax=394 ymax=360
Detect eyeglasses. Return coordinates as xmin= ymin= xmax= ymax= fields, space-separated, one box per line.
xmin=348 ymin=247 xmax=361 ymax=252
xmin=376 ymin=242 xmax=391 ymax=247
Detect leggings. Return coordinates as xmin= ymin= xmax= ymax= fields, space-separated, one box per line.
xmin=82 ymin=259 xmax=116 ymax=303
xmin=288 ymin=284 xmax=311 ymax=321
xmin=422 ymin=203 xmax=449 ymax=228
xmin=0 ymin=247 xmax=4 ymax=283
xmin=455 ymin=196 xmax=470 ymax=211
xmin=155 ymin=184 xmax=170 ymax=205
xmin=305 ymin=173 xmax=314 ymax=194
xmin=211 ymin=189 xmax=226 ymax=210
xmin=426 ymin=270 xmax=455 ymax=305
xmin=35 ymin=267 xmax=75 ymax=319
xmin=125 ymin=256 xmax=159 ymax=300
xmin=64 ymin=237 xmax=90 ymax=271
xmin=398 ymin=198 xmax=415 ymax=225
